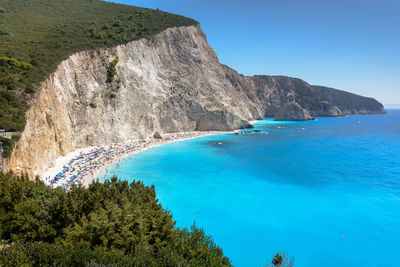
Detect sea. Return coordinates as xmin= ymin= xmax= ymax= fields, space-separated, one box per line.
xmin=99 ymin=109 xmax=400 ymax=267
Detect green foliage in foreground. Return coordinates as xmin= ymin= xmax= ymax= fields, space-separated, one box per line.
xmin=0 ymin=173 xmax=231 ymax=266
xmin=0 ymin=0 xmax=198 ymax=132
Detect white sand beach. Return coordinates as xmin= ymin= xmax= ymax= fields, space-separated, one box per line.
xmin=41 ymin=131 xmax=229 ymax=189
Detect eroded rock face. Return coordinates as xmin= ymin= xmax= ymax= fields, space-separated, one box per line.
xmin=8 ymin=25 xmax=386 ymax=178
xmin=196 ymin=110 xmax=253 ymax=131
xmin=8 ymin=25 xmax=261 ymax=177
xmin=312 ymin=85 xmax=386 ymax=114
xmin=274 ymin=102 xmax=314 ymax=121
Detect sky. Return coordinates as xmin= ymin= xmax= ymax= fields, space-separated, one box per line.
xmin=108 ymin=0 xmax=400 ymax=106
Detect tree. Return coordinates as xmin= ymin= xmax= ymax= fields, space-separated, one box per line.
xmin=266 ymin=252 xmax=294 ymax=267
xmin=0 ymin=173 xmax=231 ymax=266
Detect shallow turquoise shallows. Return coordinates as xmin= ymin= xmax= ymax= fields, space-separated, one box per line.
xmin=100 ymin=110 xmax=400 ymax=267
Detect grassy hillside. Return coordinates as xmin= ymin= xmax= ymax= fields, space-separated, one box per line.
xmin=0 ymin=173 xmax=231 ymax=266
xmin=0 ymin=0 xmax=198 ymax=132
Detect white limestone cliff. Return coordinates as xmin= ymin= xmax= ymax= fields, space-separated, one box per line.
xmin=8 ymin=25 xmax=385 ymax=177
xmin=8 ymin=25 xmax=260 ymax=177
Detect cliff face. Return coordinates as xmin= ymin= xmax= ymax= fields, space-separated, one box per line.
xmin=274 ymin=102 xmax=313 ymax=121
xmin=221 ymin=70 xmax=385 ymax=120
xmin=226 ymin=73 xmax=345 ymax=118
xmin=312 ymin=85 xmax=386 ymax=114
xmin=8 ymin=25 xmax=385 ymax=177
xmin=8 ymin=25 xmax=260 ymax=177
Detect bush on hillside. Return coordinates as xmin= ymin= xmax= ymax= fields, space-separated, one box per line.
xmin=0 ymin=28 xmax=8 ymax=35
xmin=106 ymin=58 xmax=119 ymax=83
xmin=0 ymin=173 xmax=231 ymax=266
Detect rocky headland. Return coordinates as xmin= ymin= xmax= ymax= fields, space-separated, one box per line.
xmin=274 ymin=102 xmax=314 ymax=121
xmin=7 ymin=25 xmax=385 ymax=177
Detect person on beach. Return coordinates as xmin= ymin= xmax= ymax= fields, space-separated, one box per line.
xmin=45 ymin=131 xmax=219 ymax=189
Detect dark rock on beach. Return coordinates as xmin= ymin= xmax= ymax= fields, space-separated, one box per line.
xmin=153 ymin=132 xmax=162 ymax=139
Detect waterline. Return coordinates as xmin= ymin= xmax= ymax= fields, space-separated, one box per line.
xmin=100 ymin=112 xmax=400 ymax=266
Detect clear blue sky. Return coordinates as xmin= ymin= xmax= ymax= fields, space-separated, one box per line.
xmin=108 ymin=0 xmax=400 ymax=105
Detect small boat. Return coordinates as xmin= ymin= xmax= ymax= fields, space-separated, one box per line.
xmin=215 ymin=141 xmax=223 ymax=145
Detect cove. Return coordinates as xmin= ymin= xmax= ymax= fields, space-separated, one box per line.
xmin=100 ymin=110 xmax=400 ymax=266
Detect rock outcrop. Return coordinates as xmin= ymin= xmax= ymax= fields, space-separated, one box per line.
xmin=7 ymin=25 xmax=386 ymax=178
xmin=312 ymin=85 xmax=386 ymax=114
xmin=153 ymin=132 xmax=162 ymax=139
xmin=274 ymin=102 xmax=313 ymax=121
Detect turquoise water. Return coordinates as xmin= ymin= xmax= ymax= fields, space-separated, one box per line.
xmin=100 ymin=110 xmax=400 ymax=267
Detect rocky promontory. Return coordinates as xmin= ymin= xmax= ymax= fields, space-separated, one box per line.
xmin=274 ymin=102 xmax=314 ymax=121
xmin=7 ymin=25 xmax=386 ymax=177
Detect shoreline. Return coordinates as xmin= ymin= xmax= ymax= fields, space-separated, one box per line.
xmin=41 ymin=131 xmax=230 ymax=189
xmin=84 ymin=131 xmax=230 ymax=186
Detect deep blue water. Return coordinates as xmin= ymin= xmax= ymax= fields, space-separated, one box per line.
xmin=100 ymin=110 xmax=400 ymax=267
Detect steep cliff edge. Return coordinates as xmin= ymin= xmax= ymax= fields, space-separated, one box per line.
xmin=8 ymin=25 xmax=259 ymax=177
xmin=8 ymin=25 xmax=385 ymax=178
xmin=224 ymin=73 xmax=344 ymax=118
xmin=312 ymin=85 xmax=386 ymax=114
xmin=221 ymin=67 xmax=384 ymax=119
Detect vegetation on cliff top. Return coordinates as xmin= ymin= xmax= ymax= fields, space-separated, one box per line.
xmin=0 ymin=0 xmax=198 ymax=132
xmin=0 ymin=173 xmax=231 ymax=266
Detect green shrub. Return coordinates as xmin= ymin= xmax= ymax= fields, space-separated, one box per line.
xmin=266 ymin=252 xmax=294 ymax=267
xmin=112 ymin=20 xmax=122 ymax=27
xmin=0 ymin=174 xmax=231 ymax=266
xmin=0 ymin=28 xmax=8 ymax=35
xmin=94 ymin=31 xmax=105 ymax=40
xmin=0 ymin=57 xmax=32 ymax=70
xmin=0 ymin=137 xmax=15 ymax=158
xmin=24 ymin=85 xmax=36 ymax=94
xmin=272 ymin=253 xmax=283 ymax=265
xmin=0 ymin=90 xmax=27 ymax=133
xmin=106 ymin=58 xmax=119 ymax=83
xmin=88 ymin=27 xmax=96 ymax=37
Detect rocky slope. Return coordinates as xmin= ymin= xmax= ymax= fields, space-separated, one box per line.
xmin=8 ymin=25 xmax=259 ymax=177
xmin=7 ymin=25 xmax=385 ymax=177
xmin=274 ymin=102 xmax=313 ymax=121
xmin=312 ymin=85 xmax=386 ymax=114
